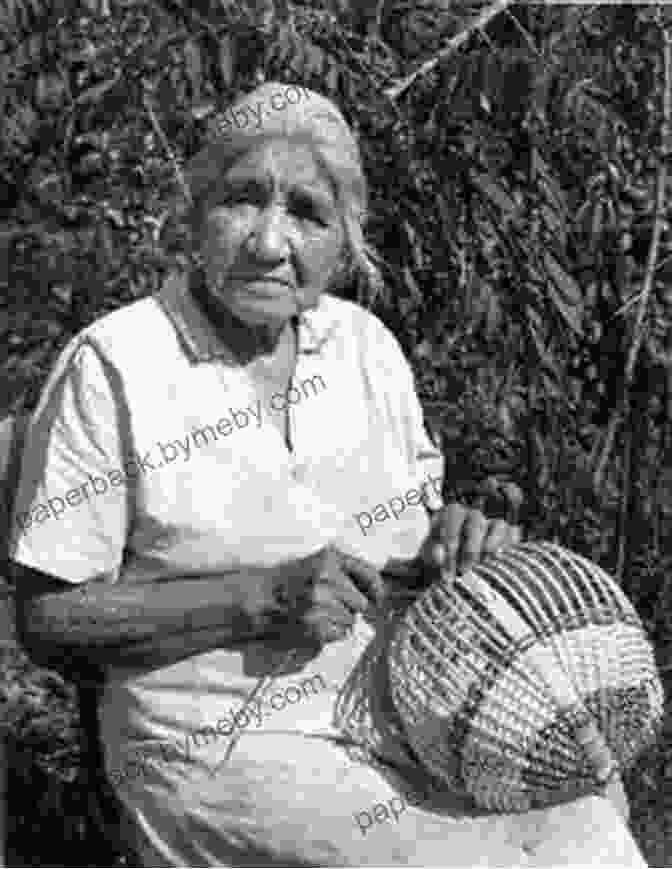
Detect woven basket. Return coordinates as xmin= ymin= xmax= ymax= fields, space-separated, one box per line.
xmin=386 ymin=542 xmax=664 ymax=813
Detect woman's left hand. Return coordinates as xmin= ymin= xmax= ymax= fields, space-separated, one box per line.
xmin=417 ymin=502 xmax=522 ymax=581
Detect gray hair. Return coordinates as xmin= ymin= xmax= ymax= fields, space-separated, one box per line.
xmin=309 ymin=141 xmax=385 ymax=303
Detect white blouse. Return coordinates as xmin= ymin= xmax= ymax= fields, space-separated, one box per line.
xmin=9 ymin=272 xmax=444 ymax=857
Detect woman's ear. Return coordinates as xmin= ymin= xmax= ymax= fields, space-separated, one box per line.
xmin=188 ymin=198 xmax=204 ymax=238
xmin=184 ymin=199 xmax=207 ymax=265
xmin=328 ymin=247 xmax=355 ymax=295
xmin=327 ymin=262 xmax=349 ymax=295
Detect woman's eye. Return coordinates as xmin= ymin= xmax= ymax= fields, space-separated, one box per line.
xmin=220 ymin=183 xmax=265 ymax=207
xmin=292 ymin=197 xmax=329 ymax=225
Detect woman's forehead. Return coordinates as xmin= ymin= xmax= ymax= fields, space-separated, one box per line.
xmin=221 ymin=140 xmax=336 ymax=198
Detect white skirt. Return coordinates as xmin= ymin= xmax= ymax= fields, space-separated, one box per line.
xmin=107 ymin=611 xmax=643 ymax=867
xmin=113 ymin=727 xmax=641 ymax=867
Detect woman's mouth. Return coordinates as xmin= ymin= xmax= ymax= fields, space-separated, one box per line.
xmin=231 ymin=274 xmax=294 ymax=292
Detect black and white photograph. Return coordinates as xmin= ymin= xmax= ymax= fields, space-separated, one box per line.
xmin=0 ymin=0 xmax=670 ymax=865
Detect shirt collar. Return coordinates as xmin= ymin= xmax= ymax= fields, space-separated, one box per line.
xmin=155 ymin=270 xmax=339 ymax=362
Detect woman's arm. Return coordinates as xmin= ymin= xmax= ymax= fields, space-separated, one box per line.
xmin=12 ymin=561 xmax=286 ymax=678
xmin=12 ymin=545 xmax=384 ymax=678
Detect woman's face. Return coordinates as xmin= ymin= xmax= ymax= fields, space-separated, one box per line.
xmin=197 ymin=140 xmax=345 ymax=328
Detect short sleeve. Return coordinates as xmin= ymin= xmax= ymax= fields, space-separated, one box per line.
xmin=404 ymin=384 xmax=445 ymax=511
xmin=8 ymin=336 xmax=130 ymax=584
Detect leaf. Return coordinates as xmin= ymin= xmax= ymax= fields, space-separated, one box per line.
xmin=402 ymin=265 xmax=422 ymax=301
xmin=191 ymin=100 xmax=215 ymax=120
xmin=533 ymin=148 xmax=568 ymax=221
xmin=479 ymin=92 xmax=491 ymax=115
xmin=183 ymin=38 xmax=202 ymax=102
xmin=80 ymin=0 xmax=110 ymax=14
xmin=96 ymin=221 xmax=115 ymax=267
xmin=540 ymin=202 xmax=565 ymax=243
xmin=532 ymin=428 xmax=551 ymax=489
xmin=526 ymin=304 xmax=553 ymax=367
xmin=287 ymin=35 xmax=305 ymax=76
xmin=74 ymin=68 xmax=122 ymax=106
xmin=103 ymin=207 xmax=125 ymax=228
xmin=544 ymin=251 xmax=583 ymax=307
xmin=543 ymin=251 xmax=583 ymax=335
xmin=589 ymin=202 xmax=604 ymax=253
xmin=326 ymin=61 xmax=339 ymax=93
xmin=251 ymin=0 xmax=274 ymax=29
xmin=302 ymin=41 xmax=324 ymax=78
xmin=50 ymin=284 xmax=72 ymax=305
xmin=219 ymin=33 xmax=235 ymax=87
xmin=500 ymin=480 xmax=524 ymax=511
xmin=34 ymin=70 xmax=66 ymax=110
xmin=269 ymin=25 xmax=293 ymax=70
xmin=3 ymin=104 xmax=39 ymax=150
xmin=403 ymin=219 xmax=424 ymax=272
xmin=415 ymin=339 xmax=433 ymax=360
xmin=470 ymin=171 xmax=517 ymax=218
xmin=0 ymin=0 xmax=52 ymax=43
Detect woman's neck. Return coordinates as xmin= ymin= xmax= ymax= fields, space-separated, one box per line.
xmin=190 ymin=269 xmax=297 ymax=363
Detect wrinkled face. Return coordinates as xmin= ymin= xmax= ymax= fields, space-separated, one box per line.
xmin=197 ymin=139 xmax=345 ymax=328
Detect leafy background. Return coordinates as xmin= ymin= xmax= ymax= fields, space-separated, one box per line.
xmin=1 ymin=0 xmax=672 ymax=864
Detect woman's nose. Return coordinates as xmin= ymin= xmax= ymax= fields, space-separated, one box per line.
xmin=247 ymin=205 xmax=291 ymax=261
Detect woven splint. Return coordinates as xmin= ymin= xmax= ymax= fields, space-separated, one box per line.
xmin=335 ymin=542 xmax=664 ymax=813
xmin=388 ymin=542 xmax=664 ymax=811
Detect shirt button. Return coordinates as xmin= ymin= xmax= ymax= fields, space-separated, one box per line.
xmin=290 ymin=463 xmax=307 ymax=481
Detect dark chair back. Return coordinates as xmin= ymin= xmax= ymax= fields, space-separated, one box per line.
xmin=0 ymin=413 xmax=28 ymax=868
xmin=0 ymin=413 xmax=136 ymax=865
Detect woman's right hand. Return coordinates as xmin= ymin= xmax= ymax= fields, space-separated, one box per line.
xmin=260 ymin=545 xmax=385 ymax=646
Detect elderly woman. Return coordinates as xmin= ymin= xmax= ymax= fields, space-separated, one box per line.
xmin=9 ymin=83 xmax=522 ymax=866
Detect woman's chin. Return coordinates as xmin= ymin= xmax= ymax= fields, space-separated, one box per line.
xmin=229 ymin=293 xmax=298 ymax=327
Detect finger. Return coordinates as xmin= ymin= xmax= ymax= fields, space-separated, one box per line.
xmin=304 ymin=606 xmax=354 ymax=644
xmin=482 ymin=519 xmax=514 ymax=558
xmin=511 ymin=524 xmax=523 ymax=545
xmin=439 ymin=503 xmax=468 ymax=579
xmin=440 ymin=503 xmax=469 ymax=539
xmin=417 ymin=533 xmax=441 ymax=570
xmin=310 ymin=619 xmax=351 ymax=645
xmin=382 ymin=557 xmax=422 ymax=579
xmin=381 ymin=558 xmax=431 ymax=596
xmin=314 ymin=571 xmax=370 ymax=614
xmin=431 ymin=541 xmax=446 ymax=564
xmin=416 ymin=507 xmax=450 ymax=567
xmin=305 ymin=601 xmax=355 ymax=631
xmin=422 ymin=507 xmax=452 ymax=548
xmin=338 ymin=551 xmax=385 ymax=606
xmin=457 ymin=509 xmax=489 ymax=575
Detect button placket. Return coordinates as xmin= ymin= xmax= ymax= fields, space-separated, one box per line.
xmin=287 ymin=370 xmax=302 ymax=478
xmin=287 ymin=336 xmax=314 ymax=477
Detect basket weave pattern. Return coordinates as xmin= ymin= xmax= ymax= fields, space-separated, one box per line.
xmin=334 ymin=602 xmax=420 ymax=772
xmin=387 ymin=542 xmax=664 ymax=812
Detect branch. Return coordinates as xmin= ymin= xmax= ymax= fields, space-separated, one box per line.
xmin=383 ymin=0 xmax=516 ymax=101
xmin=624 ymin=35 xmax=672 ymax=388
xmin=593 ymin=23 xmax=672 ymax=492
xmin=150 ymin=0 xmax=221 ymax=39
xmin=615 ymin=425 xmax=632 ymax=580
xmin=142 ymin=92 xmax=193 ymax=207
